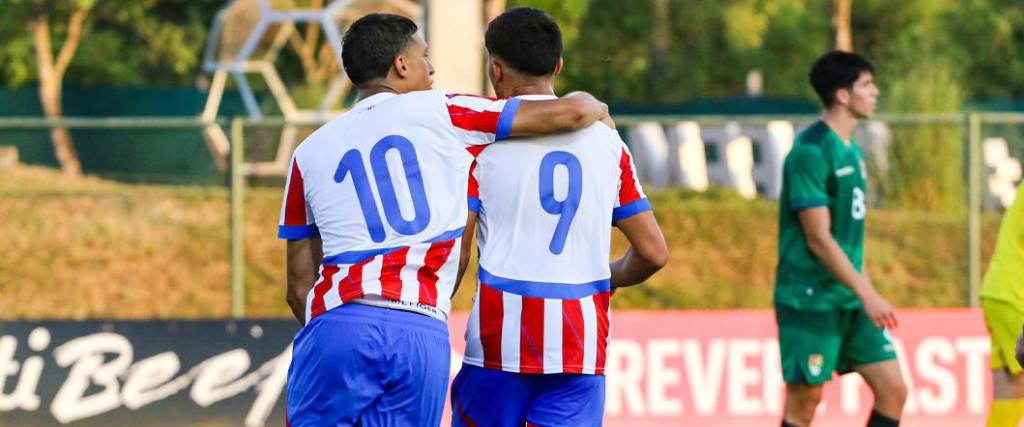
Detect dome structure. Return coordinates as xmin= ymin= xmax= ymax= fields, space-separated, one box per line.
xmin=200 ymin=0 xmax=422 ymax=174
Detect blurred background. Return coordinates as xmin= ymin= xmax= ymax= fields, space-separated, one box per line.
xmin=2 ymin=0 xmax=1021 ymax=316
xmin=0 ymin=1 xmax=1022 ymax=426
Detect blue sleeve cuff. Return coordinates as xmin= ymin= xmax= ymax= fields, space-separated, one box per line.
xmin=468 ymin=197 xmax=481 ymax=213
xmin=494 ymin=98 xmax=521 ymax=141
xmin=278 ymin=225 xmax=319 ymax=240
xmin=612 ymin=198 xmax=652 ymax=223
xmin=789 ymin=198 xmax=830 ymax=210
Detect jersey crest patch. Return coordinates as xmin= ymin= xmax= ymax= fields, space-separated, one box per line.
xmin=808 ymin=354 xmax=824 ymax=377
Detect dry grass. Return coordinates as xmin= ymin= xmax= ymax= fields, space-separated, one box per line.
xmin=0 ymin=166 xmax=1000 ymax=319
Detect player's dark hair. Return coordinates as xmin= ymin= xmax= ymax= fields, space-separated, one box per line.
xmin=342 ymin=13 xmax=419 ymax=86
xmin=485 ymin=7 xmax=563 ymax=77
xmin=809 ymin=51 xmax=875 ymax=107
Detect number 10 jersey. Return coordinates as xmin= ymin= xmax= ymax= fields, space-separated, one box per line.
xmin=278 ymin=89 xmax=521 ymax=323
xmin=464 ymin=95 xmax=651 ymax=375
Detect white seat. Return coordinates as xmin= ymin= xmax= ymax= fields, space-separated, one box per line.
xmin=627 ymin=122 xmax=672 ymax=188
xmin=665 ymin=121 xmax=709 ymax=191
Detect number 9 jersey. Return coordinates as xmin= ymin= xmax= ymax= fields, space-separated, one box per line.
xmin=464 ymin=95 xmax=651 ymax=375
xmin=278 ymin=89 xmax=521 ymax=324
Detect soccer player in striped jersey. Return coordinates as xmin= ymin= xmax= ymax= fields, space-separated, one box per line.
xmin=279 ymin=13 xmax=612 ymax=427
xmin=450 ymin=8 xmax=668 ymax=427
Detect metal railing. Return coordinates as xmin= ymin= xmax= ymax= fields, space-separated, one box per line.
xmin=1 ymin=112 xmax=1021 ymax=314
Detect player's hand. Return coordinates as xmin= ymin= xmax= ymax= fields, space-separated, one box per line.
xmin=565 ymin=90 xmax=615 ymax=129
xmin=861 ymin=288 xmax=898 ymax=330
xmin=563 ymin=91 xmax=609 ymax=128
xmin=600 ymin=114 xmax=617 ymax=130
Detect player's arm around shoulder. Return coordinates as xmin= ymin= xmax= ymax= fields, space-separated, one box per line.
xmin=510 ymin=91 xmax=610 ymax=135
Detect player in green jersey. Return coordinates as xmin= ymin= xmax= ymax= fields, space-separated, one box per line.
xmin=982 ymin=183 xmax=1024 ymax=427
xmin=776 ymin=51 xmax=907 ymax=427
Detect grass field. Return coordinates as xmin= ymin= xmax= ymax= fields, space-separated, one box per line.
xmin=0 ymin=165 xmax=1002 ymax=319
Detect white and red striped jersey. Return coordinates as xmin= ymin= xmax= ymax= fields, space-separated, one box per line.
xmin=463 ymin=95 xmax=651 ymax=375
xmin=278 ymin=89 xmax=521 ymax=323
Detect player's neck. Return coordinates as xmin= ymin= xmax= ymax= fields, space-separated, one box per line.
xmin=355 ymin=82 xmax=403 ymax=101
xmin=505 ymin=81 xmax=555 ymax=98
xmin=821 ymin=108 xmax=857 ymax=146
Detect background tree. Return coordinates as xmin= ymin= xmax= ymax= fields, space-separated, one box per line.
xmin=0 ymin=0 xmax=222 ymax=175
xmin=8 ymin=0 xmax=96 ymax=176
xmin=853 ymin=0 xmax=967 ymax=211
xmin=835 ymin=0 xmax=852 ymax=51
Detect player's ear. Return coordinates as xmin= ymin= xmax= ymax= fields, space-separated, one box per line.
xmin=834 ymin=87 xmax=851 ymax=107
xmin=835 ymin=86 xmax=851 ymax=106
xmin=394 ymin=54 xmax=409 ymax=79
xmin=552 ymin=57 xmax=564 ymax=78
xmin=488 ymin=58 xmax=503 ymax=86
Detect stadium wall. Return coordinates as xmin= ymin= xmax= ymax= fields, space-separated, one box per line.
xmin=0 ymin=309 xmax=991 ymax=426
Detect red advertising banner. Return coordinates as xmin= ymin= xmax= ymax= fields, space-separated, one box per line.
xmin=443 ymin=309 xmax=992 ymax=427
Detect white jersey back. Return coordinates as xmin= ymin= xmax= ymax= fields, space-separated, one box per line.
xmin=464 ymin=95 xmax=650 ymax=374
xmin=278 ymin=89 xmax=521 ymax=323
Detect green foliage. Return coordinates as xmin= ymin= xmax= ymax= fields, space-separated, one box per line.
xmin=3 ymin=0 xmax=1023 ymax=103
xmin=947 ymin=0 xmax=1024 ymax=98
xmin=854 ymin=0 xmax=967 ymax=211
xmin=882 ymin=64 xmax=965 ymax=211
xmin=0 ymin=0 xmax=98 ymax=86
xmin=558 ymin=0 xmax=656 ymax=102
xmin=71 ymin=1 xmax=222 ymax=86
xmin=538 ymin=0 xmax=1024 ymax=104
xmin=0 ymin=0 xmax=221 ymax=87
xmin=507 ymin=0 xmax=592 ymax=47
xmin=556 ymin=0 xmax=835 ymax=104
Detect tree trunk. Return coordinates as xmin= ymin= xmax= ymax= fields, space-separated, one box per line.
xmin=31 ymin=10 xmax=87 ymax=177
xmin=647 ymin=0 xmax=671 ymax=97
xmin=835 ymin=0 xmax=853 ymax=52
xmin=485 ymin=0 xmax=506 ymax=24
xmin=39 ymin=78 xmax=80 ymax=176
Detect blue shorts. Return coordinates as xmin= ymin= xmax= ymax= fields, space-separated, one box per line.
xmin=450 ymin=364 xmax=605 ymax=427
xmin=286 ymin=303 xmax=451 ymax=427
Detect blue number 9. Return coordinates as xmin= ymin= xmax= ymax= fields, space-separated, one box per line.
xmin=538 ymin=151 xmax=583 ymax=255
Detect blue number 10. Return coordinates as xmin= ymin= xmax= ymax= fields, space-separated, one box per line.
xmin=538 ymin=151 xmax=583 ymax=254
xmin=334 ymin=135 xmax=431 ymax=242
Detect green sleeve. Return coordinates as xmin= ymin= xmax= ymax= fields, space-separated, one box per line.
xmin=785 ymin=145 xmax=830 ymax=209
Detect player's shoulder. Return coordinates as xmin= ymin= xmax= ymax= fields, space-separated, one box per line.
xmin=384 ymin=89 xmax=447 ymax=110
xmin=581 ymin=121 xmax=622 ymax=140
xmin=444 ymin=92 xmax=498 ymax=102
xmin=794 ymin=121 xmax=832 ymax=147
xmin=786 ymin=141 xmax=829 ymax=167
xmin=443 ymin=92 xmax=504 ymax=112
xmin=784 ymin=143 xmax=832 ymax=180
xmin=291 ymin=106 xmax=373 ymax=159
xmin=790 ymin=124 xmax=831 ymax=157
xmin=582 ymin=122 xmax=631 ymax=157
xmin=516 ymin=122 xmax=624 ymax=158
xmin=554 ymin=122 xmax=622 ymax=148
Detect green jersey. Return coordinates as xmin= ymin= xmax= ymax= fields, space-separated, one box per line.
xmin=775 ymin=121 xmax=867 ymax=310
